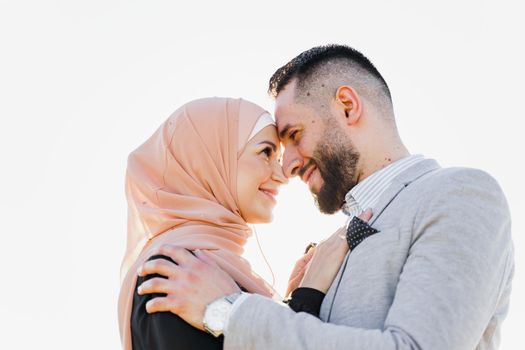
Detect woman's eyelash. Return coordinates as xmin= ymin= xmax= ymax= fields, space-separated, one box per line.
xmin=262 ymin=147 xmax=273 ymax=157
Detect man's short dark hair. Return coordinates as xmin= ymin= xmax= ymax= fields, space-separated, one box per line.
xmin=268 ymin=44 xmax=391 ymax=104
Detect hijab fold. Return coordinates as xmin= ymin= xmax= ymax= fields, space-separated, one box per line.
xmin=118 ymin=98 xmax=274 ymax=349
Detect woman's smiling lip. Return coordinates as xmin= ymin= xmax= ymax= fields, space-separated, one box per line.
xmin=259 ymin=187 xmax=278 ymax=202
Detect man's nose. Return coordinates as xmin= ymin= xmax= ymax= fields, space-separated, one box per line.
xmin=282 ymin=147 xmax=303 ymax=178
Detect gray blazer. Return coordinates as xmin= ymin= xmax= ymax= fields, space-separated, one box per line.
xmin=224 ymin=159 xmax=514 ymax=350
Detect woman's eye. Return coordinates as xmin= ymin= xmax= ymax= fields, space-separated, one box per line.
xmin=261 ymin=147 xmax=273 ymax=158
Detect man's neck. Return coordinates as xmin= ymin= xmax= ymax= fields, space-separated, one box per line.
xmin=357 ymin=146 xmax=410 ymax=184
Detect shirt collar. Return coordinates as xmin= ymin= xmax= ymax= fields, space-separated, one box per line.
xmin=342 ymin=154 xmax=425 ymax=217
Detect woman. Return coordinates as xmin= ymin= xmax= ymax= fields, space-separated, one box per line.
xmin=118 ymin=97 xmax=353 ymax=349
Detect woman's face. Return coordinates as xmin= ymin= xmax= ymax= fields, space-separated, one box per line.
xmin=237 ymin=125 xmax=287 ymax=223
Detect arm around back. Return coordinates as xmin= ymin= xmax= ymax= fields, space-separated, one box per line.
xmin=224 ymin=169 xmax=514 ymax=350
xmin=131 ymin=255 xmax=223 ymax=350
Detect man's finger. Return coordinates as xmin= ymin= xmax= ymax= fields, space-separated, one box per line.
xmin=156 ymin=244 xmax=196 ymax=266
xmin=145 ymin=296 xmax=179 ymax=314
xmin=137 ymin=277 xmax=174 ymax=295
xmin=138 ymin=258 xmax=180 ymax=277
xmin=194 ymin=249 xmax=220 ymax=268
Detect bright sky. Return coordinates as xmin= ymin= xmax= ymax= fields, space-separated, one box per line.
xmin=1 ymin=1 xmax=523 ymax=349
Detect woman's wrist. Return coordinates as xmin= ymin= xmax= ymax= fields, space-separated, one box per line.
xmin=286 ymin=287 xmax=325 ymax=317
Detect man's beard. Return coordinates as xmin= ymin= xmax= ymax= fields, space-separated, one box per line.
xmin=303 ymin=130 xmax=360 ymax=214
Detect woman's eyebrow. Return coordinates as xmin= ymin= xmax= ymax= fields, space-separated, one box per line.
xmin=257 ymin=141 xmax=277 ymax=151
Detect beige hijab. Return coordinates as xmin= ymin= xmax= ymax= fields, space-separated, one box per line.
xmin=118 ymin=97 xmax=274 ymax=349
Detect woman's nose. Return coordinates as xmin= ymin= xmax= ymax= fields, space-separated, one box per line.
xmin=272 ymin=161 xmax=288 ymax=185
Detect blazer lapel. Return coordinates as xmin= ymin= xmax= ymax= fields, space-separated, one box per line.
xmin=321 ymin=158 xmax=441 ymax=322
xmin=370 ymin=159 xmax=441 ymax=225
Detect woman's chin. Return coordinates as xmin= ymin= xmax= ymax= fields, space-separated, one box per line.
xmin=247 ymin=210 xmax=274 ymax=224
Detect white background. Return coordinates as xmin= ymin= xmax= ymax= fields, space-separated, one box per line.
xmin=1 ymin=1 xmax=523 ymax=349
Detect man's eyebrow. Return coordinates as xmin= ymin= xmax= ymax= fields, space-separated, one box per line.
xmin=278 ymin=124 xmax=292 ymax=140
xmin=257 ymin=141 xmax=277 ymax=151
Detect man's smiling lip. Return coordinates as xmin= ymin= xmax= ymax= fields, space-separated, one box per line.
xmin=301 ymin=164 xmax=316 ymax=184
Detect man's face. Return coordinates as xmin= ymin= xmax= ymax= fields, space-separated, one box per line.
xmin=275 ymin=82 xmax=360 ymax=214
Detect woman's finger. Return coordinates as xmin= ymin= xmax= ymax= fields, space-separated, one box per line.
xmin=304 ymin=242 xmax=317 ymax=254
xmin=330 ymin=226 xmax=347 ymax=240
xmin=318 ymin=226 xmax=346 ymax=247
xmin=137 ymin=277 xmax=174 ymax=295
xmin=285 ymin=264 xmax=309 ymax=297
xmin=285 ymin=248 xmax=316 ymax=297
xmin=138 ymin=258 xmax=180 ymax=277
xmin=298 ymin=248 xmax=315 ymax=267
xmin=332 ymin=227 xmax=350 ymax=253
xmin=289 ymin=250 xmax=314 ymax=279
xmin=357 ymin=208 xmax=373 ymax=222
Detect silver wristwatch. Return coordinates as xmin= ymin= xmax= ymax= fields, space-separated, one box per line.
xmin=203 ymin=292 xmax=243 ymax=337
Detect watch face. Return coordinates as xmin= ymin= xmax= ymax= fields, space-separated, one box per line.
xmin=204 ymin=299 xmax=231 ymax=333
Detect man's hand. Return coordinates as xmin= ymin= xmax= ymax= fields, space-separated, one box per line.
xmin=137 ymin=245 xmax=241 ymax=330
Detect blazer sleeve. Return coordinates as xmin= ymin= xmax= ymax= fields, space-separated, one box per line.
xmin=223 ymin=169 xmax=514 ymax=350
xmin=131 ymin=255 xmax=223 ymax=350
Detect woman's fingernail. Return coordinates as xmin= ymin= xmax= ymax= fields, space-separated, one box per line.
xmin=137 ymin=266 xmax=142 ymax=275
xmin=137 ymin=285 xmax=143 ymax=294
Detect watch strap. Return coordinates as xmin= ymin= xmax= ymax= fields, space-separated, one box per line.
xmin=224 ymin=291 xmax=243 ymax=304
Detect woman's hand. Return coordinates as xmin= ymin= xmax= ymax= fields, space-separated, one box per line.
xmin=285 ymin=245 xmax=316 ymax=298
xmin=298 ymin=209 xmax=373 ymax=294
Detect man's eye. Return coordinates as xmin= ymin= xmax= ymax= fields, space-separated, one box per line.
xmin=290 ymin=130 xmax=299 ymax=142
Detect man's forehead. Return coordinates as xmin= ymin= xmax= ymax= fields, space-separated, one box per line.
xmin=275 ymin=112 xmax=294 ymax=133
xmin=274 ymin=81 xmax=297 ymax=111
xmin=274 ymin=100 xmax=309 ymax=130
xmin=274 ymin=82 xmax=303 ymax=134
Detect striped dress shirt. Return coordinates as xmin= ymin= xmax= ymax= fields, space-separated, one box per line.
xmin=342 ymin=154 xmax=425 ymax=219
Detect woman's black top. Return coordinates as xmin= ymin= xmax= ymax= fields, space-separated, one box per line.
xmin=131 ymin=255 xmax=325 ymax=350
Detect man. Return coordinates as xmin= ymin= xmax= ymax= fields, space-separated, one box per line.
xmin=137 ymin=45 xmax=514 ymax=349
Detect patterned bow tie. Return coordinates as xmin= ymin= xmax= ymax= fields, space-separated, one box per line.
xmin=346 ymin=216 xmax=379 ymax=251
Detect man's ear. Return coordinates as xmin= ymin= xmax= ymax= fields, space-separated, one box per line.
xmin=335 ymin=85 xmax=362 ymax=126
